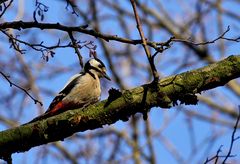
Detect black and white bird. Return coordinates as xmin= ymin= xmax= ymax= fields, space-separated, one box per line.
xmin=28 ymin=58 xmax=110 ymax=123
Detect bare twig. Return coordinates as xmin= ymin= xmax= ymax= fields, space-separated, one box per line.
xmin=0 ymin=71 xmax=43 ymax=106
xmin=145 ymin=119 xmax=156 ymax=164
xmin=33 ymin=0 xmax=49 ymax=22
xmin=0 ymin=0 xmax=13 ymax=18
xmin=131 ymin=116 xmax=141 ymax=164
xmin=0 ymin=0 xmax=8 ymax=5
xmin=204 ymin=106 xmax=240 ymax=163
xmin=65 ymin=0 xmax=78 ymax=16
xmin=0 ymin=29 xmax=95 ymax=62
xmin=204 ymin=145 xmax=223 ymax=164
xmin=173 ymin=26 xmax=240 ymax=45
xmin=222 ymin=106 xmax=240 ymax=163
xmin=68 ymin=31 xmax=83 ymax=67
xmin=130 ymin=0 xmax=159 ymax=81
xmin=158 ymin=133 xmax=186 ymax=164
xmin=0 ymin=21 xmax=171 ymax=60
xmin=53 ymin=142 xmax=78 ymax=164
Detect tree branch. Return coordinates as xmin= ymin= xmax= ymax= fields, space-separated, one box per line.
xmin=68 ymin=31 xmax=83 ymax=67
xmin=0 ymin=55 xmax=240 ymax=159
xmin=0 ymin=71 xmax=43 ymax=106
xmin=173 ymin=26 xmax=240 ymax=45
xmin=130 ymin=0 xmax=159 ymax=81
xmin=0 ymin=21 xmax=171 ymax=52
xmin=0 ymin=0 xmax=8 ymax=5
xmin=0 ymin=0 xmax=13 ymax=18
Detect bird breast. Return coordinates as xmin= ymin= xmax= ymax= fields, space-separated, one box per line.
xmin=63 ymin=73 xmax=101 ymax=106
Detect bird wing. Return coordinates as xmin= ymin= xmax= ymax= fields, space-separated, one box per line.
xmin=26 ymin=73 xmax=87 ymax=124
xmin=45 ymin=73 xmax=83 ymax=114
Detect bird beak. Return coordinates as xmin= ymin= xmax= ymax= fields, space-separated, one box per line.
xmin=103 ymin=73 xmax=111 ymax=81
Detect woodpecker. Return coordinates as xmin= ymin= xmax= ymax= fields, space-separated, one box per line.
xmin=28 ymin=58 xmax=110 ymax=123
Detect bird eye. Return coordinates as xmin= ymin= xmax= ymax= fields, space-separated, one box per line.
xmin=98 ymin=64 xmax=103 ymax=68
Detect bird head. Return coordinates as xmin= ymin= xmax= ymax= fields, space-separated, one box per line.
xmin=84 ymin=58 xmax=111 ymax=80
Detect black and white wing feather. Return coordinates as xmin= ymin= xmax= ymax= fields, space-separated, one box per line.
xmin=45 ymin=73 xmax=83 ymax=113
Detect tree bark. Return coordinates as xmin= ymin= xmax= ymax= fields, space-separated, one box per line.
xmin=0 ymin=55 xmax=240 ymax=159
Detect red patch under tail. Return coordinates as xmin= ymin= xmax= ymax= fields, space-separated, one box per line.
xmin=46 ymin=101 xmax=65 ymax=115
xmin=26 ymin=102 xmax=68 ymax=124
xmin=25 ymin=101 xmax=85 ymax=125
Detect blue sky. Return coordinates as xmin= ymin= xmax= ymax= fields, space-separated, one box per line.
xmin=1 ymin=0 xmax=240 ymax=163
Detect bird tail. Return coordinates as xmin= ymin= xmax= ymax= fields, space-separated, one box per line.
xmin=26 ymin=112 xmax=51 ymax=124
xmin=23 ymin=111 xmax=57 ymax=125
xmin=23 ymin=102 xmax=65 ymax=125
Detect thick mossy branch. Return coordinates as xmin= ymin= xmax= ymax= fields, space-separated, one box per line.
xmin=0 ymin=55 xmax=240 ymax=159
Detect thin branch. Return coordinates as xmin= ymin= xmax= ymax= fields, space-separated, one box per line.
xmin=65 ymin=0 xmax=78 ymax=16
xmin=53 ymin=142 xmax=78 ymax=164
xmin=89 ymin=0 xmax=126 ymax=89
xmin=0 ymin=21 xmax=170 ymax=54
xmin=158 ymin=133 xmax=186 ymax=164
xmin=145 ymin=119 xmax=156 ymax=164
xmin=33 ymin=0 xmax=49 ymax=22
xmin=0 ymin=29 xmax=95 ymax=62
xmin=0 ymin=0 xmax=8 ymax=5
xmin=222 ymin=106 xmax=240 ymax=163
xmin=0 ymin=0 xmax=13 ymax=18
xmin=130 ymin=0 xmax=159 ymax=81
xmin=204 ymin=145 xmax=223 ymax=164
xmin=0 ymin=71 xmax=43 ymax=106
xmin=68 ymin=31 xmax=83 ymax=67
xmin=173 ymin=26 xmax=240 ymax=45
xmin=204 ymin=106 xmax=240 ymax=163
